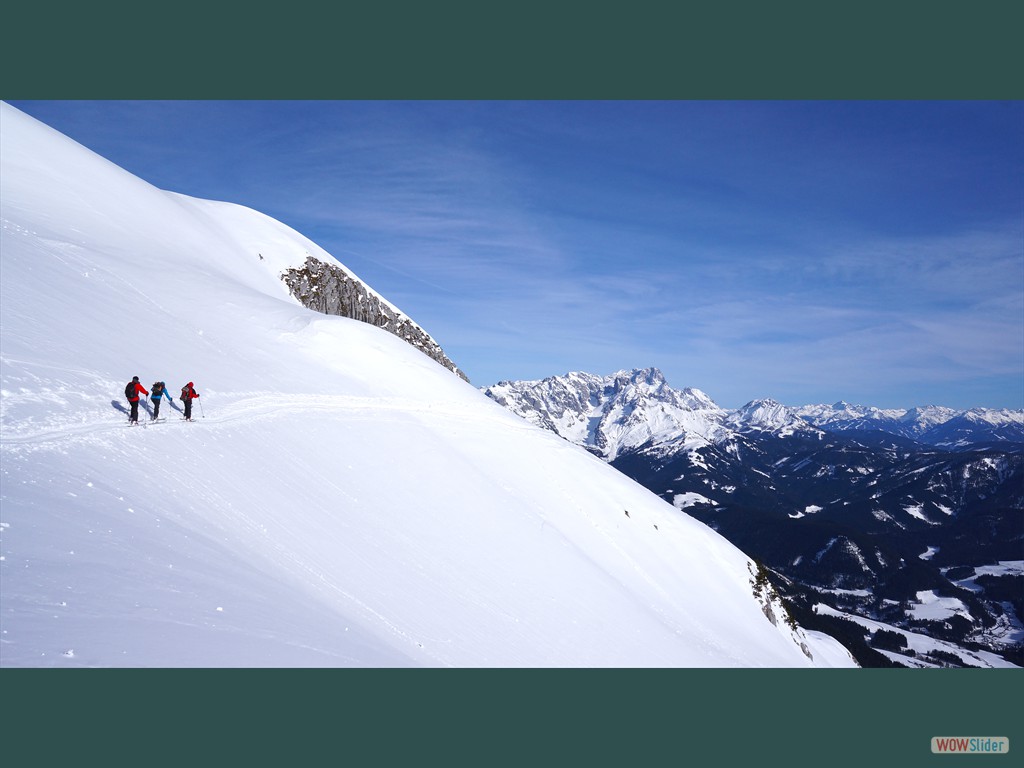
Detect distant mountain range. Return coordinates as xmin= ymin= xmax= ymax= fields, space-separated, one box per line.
xmin=484 ymin=368 xmax=1024 ymax=455
xmin=794 ymin=401 xmax=1024 ymax=447
xmin=484 ymin=368 xmax=1024 ymax=667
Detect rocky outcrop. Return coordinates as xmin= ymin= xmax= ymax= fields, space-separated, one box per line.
xmin=281 ymin=256 xmax=468 ymax=382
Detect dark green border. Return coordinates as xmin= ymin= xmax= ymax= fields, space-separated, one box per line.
xmin=2 ymin=2 xmax=1022 ymax=98
xmin=3 ymin=3 xmax=1022 ymax=767
xmin=3 ymin=669 xmax=1022 ymax=766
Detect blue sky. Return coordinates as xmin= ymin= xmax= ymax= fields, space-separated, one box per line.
xmin=8 ymin=100 xmax=1023 ymax=409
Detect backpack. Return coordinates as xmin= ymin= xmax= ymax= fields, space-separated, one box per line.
xmin=181 ymin=385 xmax=189 ymax=401
xmin=152 ymin=382 xmax=164 ymax=397
xmin=125 ymin=381 xmax=134 ymax=400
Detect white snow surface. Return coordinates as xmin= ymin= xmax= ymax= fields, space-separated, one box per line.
xmin=790 ymin=504 xmax=823 ymax=519
xmin=672 ymin=492 xmax=718 ymax=510
xmin=0 ymin=103 xmax=854 ymax=667
xmin=906 ymin=590 xmax=972 ymax=622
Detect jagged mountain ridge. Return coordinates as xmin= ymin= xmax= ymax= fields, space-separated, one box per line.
xmin=484 ymin=368 xmax=1024 ymax=667
xmin=794 ymin=402 xmax=1024 ymax=446
xmin=486 ymin=368 xmax=1024 ymax=453
xmin=484 ymin=368 xmax=731 ymax=461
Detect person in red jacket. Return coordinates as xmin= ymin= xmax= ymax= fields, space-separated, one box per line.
xmin=124 ymin=376 xmax=149 ymax=425
xmin=180 ymin=381 xmax=200 ymax=421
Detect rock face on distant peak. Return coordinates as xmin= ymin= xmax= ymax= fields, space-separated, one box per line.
xmin=483 ymin=368 xmax=728 ymax=460
xmin=282 ymin=255 xmax=468 ymax=382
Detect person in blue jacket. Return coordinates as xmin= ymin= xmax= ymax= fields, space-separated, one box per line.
xmin=149 ymin=380 xmax=172 ymax=420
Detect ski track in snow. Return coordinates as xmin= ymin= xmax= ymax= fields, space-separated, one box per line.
xmin=0 ymin=393 xmax=537 ymax=450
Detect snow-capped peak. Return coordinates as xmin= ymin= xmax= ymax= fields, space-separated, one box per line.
xmin=727 ymin=398 xmax=814 ymax=436
xmin=795 ymin=401 xmax=907 ymax=424
xmin=960 ymin=408 xmax=1024 ymax=426
xmin=900 ymin=405 xmax=960 ymax=432
xmin=483 ymin=368 xmax=729 ymax=459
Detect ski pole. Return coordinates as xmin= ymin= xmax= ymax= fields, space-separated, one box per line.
xmin=199 ymin=397 xmax=205 ymax=419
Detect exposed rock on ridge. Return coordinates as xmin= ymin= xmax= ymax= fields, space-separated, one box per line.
xmin=282 ymin=255 xmax=468 ymax=382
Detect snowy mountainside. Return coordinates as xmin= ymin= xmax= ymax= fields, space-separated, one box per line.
xmin=483 ymin=368 xmax=1023 ymax=667
xmin=0 ymin=102 xmax=854 ymax=667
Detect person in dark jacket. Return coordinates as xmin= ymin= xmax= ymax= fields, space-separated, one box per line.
xmin=149 ymin=380 xmax=171 ymax=420
xmin=180 ymin=381 xmax=200 ymax=421
xmin=125 ymin=376 xmax=149 ymax=424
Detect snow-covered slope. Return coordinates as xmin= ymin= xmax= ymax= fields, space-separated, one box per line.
xmin=0 ymin=103 xmax=853 ymax=667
